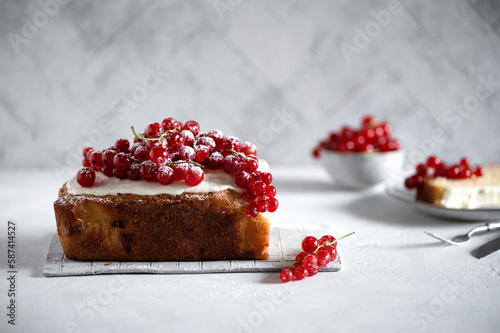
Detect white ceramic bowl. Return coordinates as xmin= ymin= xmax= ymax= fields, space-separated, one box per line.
xmin=321 ymin=149 xmax=405 ymax=189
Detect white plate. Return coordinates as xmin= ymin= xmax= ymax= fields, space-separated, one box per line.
xmin=385 ymin=183 xmax=500 ymax=221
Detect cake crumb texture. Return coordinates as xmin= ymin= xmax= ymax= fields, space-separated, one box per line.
xmin=54 ymin=184 xmax=270 ymax=261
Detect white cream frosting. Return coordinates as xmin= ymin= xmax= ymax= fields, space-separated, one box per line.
xmin=67 ymin=159 xmax=269 ymax=196
xmin=440 ymin=186 xmax=500 ymax=209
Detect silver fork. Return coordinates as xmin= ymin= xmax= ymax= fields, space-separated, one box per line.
xmin=424 ymin=222 xmax=500 ymax=245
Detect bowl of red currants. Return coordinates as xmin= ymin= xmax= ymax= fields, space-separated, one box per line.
xmin=313 ymin=115 xmax=404 ymax=189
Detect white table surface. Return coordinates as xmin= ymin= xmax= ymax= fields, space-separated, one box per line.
xmin=1 ymin=166 xmax=499 ymax=333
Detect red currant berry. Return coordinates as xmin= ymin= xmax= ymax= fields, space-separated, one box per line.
xmin=181 ymin=130 xmax=195 ymax=146
xmin=426 ymin=156 xmax=440 ymax=168
xmin=133 ymin=145 xmax=150 ymax=161
xmin=223 ymin=155 xmax=242 ymax=175
xmin=89 ymin=150 xmax=103 ymax=170
xmin=340 ymin=126 xmax=355 ymax=141
xmin=193 ymin=145 xmax=210 ymax=163
xmin=361 ymin=114 xmax=376 ymax=128
xmin=127 ymin=163 xmax=141 ymax=180
xmin=172 ymin=163 xmax=189 ymax=181
xmin=404 ymin=175 xmax=421 ymax=189
xmin=302 ymin=255 xmax=318 ymax=270
xmin=242 ymin=158 xmax=258 ymax=173
xmin=76 ymin=168 xmax=96 ymax=187
xmin=246 ymin=201 xmax=259 ymax=218
xmin=301 ymin=236 xmax=318 ymax=254
xmin=240 ymin=142 xmax=257 ymax=155
xmin=146 ymin=138 xmax=161 ymax=149
xmin=312 ymin=147 xmax=321 ymax=158
xmin=308 ymin=265 xmax=319 ymax=276
xmin=139 ymin=161 xmax=158 ymax=180
xmin=205 ymin=152 xmax=224 ymax=169
xmin=82 ymin=147 xmax=94 ymax=159
xmin=115 ymin=138 xmax=130 ymax=153
xmin=474 ymin=167 xmax=484 ymax=177
xmin=195 ymin=136 xmax=216 ymax=152
xmin=328 ymin=247 xmax=337 ymax=261
xmin=243 ymin=188 xmax=258 ymax=202
xmin=252 ymin=181 xmax=266 ymax=196
xmin=113 ymin=152 xmax=132 ymax=170
xmin=280 ymin=269 xmax=293 ymax=283
xmin=156 ymin=165 xmax=174 ymax=185
xmin=145 ymin=122 xmax=164 ymax=138
xmin=221 ymin=136 xmax=241 ymax=151
xmin=179 ymin=146 xmax=195 ymax=161
xmin=101 ymin=166 xmax=114 ymax=177
xmin=416 ymin=163 xmax=426 ymax=174
xmin=459 ymin=157 xmax=470 ymax=167
xmin=165 ymin=131 xmax=185 ymax=152
xmin=295 ymin=251 xmax=308 ymax=262
xmin=264 ymin=185 xmax=276 ymax=198
xmin=161 ymin=117 xmax=181 ymax=131
xmin=82 ymin=158 xmax=91 ymax=168
xmin=112 ymin=168 xmax=127 ymax=179
xmin=447 ymin=166 xmax=460 ymax=179
xmin=235 ymin=171 xmax=254 ymax=188
xmin=207 ymin=129 xmax=224 ymax=149
xmin=318 ymin=235 xmax=336 ymax=248
xmin=185 ymin=165 xmax=204 ymax=186
xmin=183 ymin=120 xmax=200 ymax=136
xmin=102 ymin=149 xmax=117 ymax=166
xmin=293 ymin=264 xmax=308 ymax=280
xmin=257 ymin=200 xmax=268 ymax=213
xmin=315 ymin=250 xmax=331 ymax=267
xmin=149 ymin=146 xmax=169 ymax=165
xmin=260 ymin=172 xmax=272 ymax=185
xmin=267 ymin=198 xmax=279 ymax=212
xmin=458 ymin=168 xmax=471 ymax=179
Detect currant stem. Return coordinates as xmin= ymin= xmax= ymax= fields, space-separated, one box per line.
xmin=131 ymin=126 xmax=178 ymax=141
xmin=131 ymin=126 xmax=159 ymax=141
xmin=164 ymin=160 xmax=204 ymax=168
xmin=312 ymin=232 xmax=355 ymax=255
xmin=284 ymin=232 xmax=355 ymax=270
xmin=220 ymin=149 xmax=247 ymax=159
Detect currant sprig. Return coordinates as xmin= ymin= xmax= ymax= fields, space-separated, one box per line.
xmin=280 ymin=232 xmax=355 ymax=283
xmin=75 ymin=117 xmax=277 ymax=218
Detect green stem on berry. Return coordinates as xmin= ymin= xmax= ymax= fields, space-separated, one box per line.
xmin=312 ymin=232 xmax=355 ymax=255
xmin=163 ymin=160 xmax=204 ymax=168
xmin=131 ymin=126 xmax=178 ymax=141
xmin=131 ymin=126 xmax=159 ymax=141
xmin=220 ymin=149 xmax=247 ymax=160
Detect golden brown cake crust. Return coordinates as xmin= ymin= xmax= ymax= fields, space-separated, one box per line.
xmin=54 ymin=183 xmax=270 ymax=261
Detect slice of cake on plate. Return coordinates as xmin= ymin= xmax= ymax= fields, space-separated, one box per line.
xmin=405 ymin=156 xmax=500 ymax=209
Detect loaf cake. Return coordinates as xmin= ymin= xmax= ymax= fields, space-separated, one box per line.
xmin=405 ymin=156 xmax=500 ymax=209
xmin=54 ymin=118 xmax=278 ymax=261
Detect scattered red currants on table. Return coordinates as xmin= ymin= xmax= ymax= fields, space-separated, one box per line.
xmin=312 ymin=114 xmax=402 ymax=158
xmin=404 ymin=155 xmax=483 ymax=190
xmin=280 ymin=232 xmax=355 ymax=282
xmin=75 ymin=117 xmax=278 ymax=218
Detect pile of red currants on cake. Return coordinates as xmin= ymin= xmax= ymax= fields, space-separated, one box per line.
xmin=312 ymin=114 xmax=402 ymax=158
xmin=404 ymin=155 xmax=483 ymax=190
xmin=76 ymin=117 xmax=278 ymax=218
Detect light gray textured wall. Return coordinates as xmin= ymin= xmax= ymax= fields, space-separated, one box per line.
xmin=1 ymin=0 xmax=500 ymax=175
